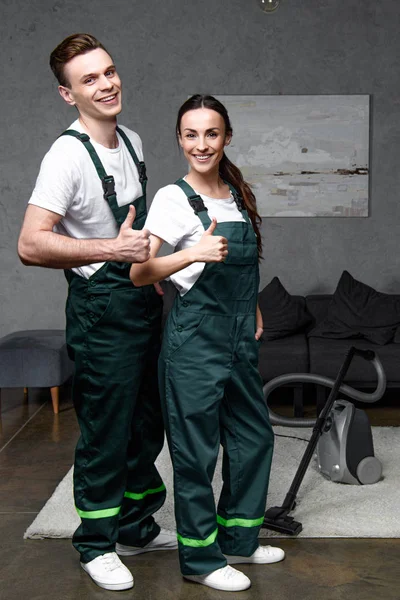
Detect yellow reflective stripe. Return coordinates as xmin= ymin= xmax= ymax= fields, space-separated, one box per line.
xmin=177 ymin=528 xmax=218 ymax=548
xmin=76 ymin=505 xmax=121 ymax=519
xmin=124 ymin=483 xmax=166 ymax=501
xmin=217 ymin=515 xmax=264 ymax=528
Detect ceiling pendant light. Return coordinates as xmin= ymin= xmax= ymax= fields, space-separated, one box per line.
xmin=258 ymin=0 xmax=280 ymax=13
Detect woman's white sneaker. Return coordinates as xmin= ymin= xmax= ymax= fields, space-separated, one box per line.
xmin=225 ymin=544 xmax=285 ymax=565
xmin=80 ymin=552 xmax=134 ymax=591
xmin=184 ymin=565 xmax=251 ymax=591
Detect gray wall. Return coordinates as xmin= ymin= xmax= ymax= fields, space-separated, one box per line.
xmin=2 ymin=0 xmax=400 ymax=336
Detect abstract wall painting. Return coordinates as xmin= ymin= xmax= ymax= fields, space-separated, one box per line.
xmin=217 ymin=95 xmax=370 ymax=217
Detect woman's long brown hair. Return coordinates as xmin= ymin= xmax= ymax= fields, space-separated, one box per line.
xmin=176 ymin=94 xmax=263 ymax=258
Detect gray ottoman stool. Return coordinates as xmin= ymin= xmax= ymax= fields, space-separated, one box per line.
xmin=0 ymin=329 xmax=74 ymax=414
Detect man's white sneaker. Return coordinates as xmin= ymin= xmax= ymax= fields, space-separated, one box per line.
xmin=80 ymin=552 xmax=134 ymax=591
xmin=225 ymin=544 xmax=285 ymax=565
xmin=116 ymin=528 xmax=178 ymax=556
xmin=184 ymin=565 xmax=251 ymax=591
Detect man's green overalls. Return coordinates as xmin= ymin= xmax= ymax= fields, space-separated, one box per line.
xmin=61 ymin=128 xmax=166 ymax=564
xmin=159 ymin=179 xmax=274 ymax=576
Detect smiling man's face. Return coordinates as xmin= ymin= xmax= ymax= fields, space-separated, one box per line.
xmin=58 ymin=48 xmax=122 ymax=121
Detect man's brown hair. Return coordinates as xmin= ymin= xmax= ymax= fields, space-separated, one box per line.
xmin=49 ymin=33 xmax=111 ymax=87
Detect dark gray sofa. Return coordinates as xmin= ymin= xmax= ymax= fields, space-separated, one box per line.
xmin=306 ymin=294 xmax=400 ymax=384
xmin=258 ymin=292 xmax=400 ymax=385
xmin=258 ymin=290 xmax=400 ymax=415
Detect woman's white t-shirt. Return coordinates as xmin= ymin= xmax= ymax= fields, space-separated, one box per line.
xmin=145 ymin=183 xmax=247 ymax=295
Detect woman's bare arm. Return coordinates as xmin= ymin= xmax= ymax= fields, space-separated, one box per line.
xmin=130 ymin=217 xmax=228 ymax=286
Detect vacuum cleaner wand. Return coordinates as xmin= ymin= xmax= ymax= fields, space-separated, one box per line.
xmin=263 ymin=346 xmax=377 ymax=536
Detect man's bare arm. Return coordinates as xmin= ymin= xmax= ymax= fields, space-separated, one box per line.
xmin=18 ymin=204 xmax=150 ymax=269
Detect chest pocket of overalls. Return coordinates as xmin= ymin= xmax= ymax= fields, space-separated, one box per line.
xmin=207 ymin=229 xmax=258 ymax=301
xmin=110 ymin=198 xmax=147 ymax=229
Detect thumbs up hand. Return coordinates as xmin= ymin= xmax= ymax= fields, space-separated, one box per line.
xmin=193 ymin=217 xmax=228 ymax=263
xmin=203 ymin=217 xmax=218 ymax=237
xmin=114 ymin=206 xmax=151 ymax=263
xmin=120 ymin=205 xmax=136 ymax=230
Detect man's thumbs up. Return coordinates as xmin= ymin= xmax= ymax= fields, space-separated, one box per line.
xmin=121 ymin=205 xmax=136 ymax=230
xmin=115 ymin=205 xmax=150 ymax=263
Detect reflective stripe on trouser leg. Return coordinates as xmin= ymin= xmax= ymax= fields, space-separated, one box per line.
xmin=124 ymin=484 xmax=166 ymax=501
xmin=177 ymin=528 xmax=218 ymax=547
xmin=76 ymin=506 xmax=121 ymax=519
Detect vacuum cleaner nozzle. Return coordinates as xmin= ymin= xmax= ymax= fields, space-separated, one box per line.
xmin=263 ymin=507 xmax=303 ymax=536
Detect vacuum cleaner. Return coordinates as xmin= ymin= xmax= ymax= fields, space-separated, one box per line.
xmin=262 ymin=346 xmax=386 ymax=536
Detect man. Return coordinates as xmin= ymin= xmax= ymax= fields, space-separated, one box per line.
xmin=18 ymin=33 xmax=176 ymax=592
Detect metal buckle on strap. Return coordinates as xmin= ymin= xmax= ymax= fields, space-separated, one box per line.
xmin=188 ymin=195 xmax=208 ymax=215
xmin=233 ymin=192 xmax=244 ymax=210
xmin=102 ymin=175 xmax=115 ymax=200
xmin=138 ymin=161 xmax=147 ymax=184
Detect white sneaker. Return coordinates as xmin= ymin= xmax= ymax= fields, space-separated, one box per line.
xmin=184 ymin=565 xmax=251 ymax=591
xmin=116 ymin=528 xmax=178 ymax=556
xmin=225 ymin=544 xmax=285 ymax=565
xmin=80 ymin=552 xmax=134 ymax=590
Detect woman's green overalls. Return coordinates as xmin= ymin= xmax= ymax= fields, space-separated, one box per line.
xmin=159 ymin=179 xmax=274 ymax=576
xmin=61 ymin=128 xmax=166 ymax=564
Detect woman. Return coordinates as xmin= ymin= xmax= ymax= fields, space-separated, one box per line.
xmin=130 ymin=95 xmax=284 ymax=592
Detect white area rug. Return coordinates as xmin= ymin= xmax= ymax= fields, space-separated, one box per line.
xmin=24 ymin=427 xmax=400 ymax=539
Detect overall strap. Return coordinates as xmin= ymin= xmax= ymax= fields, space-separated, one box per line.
xmin=116 ymin=126 xmax=147 ymax=195
xmin=224 ymin=181 xmax=252 ymax=226
xmin=60 ymin=130 xmax=117 ymax=211
xmin=60 ymin=128 xmax=148 ymax=214
xmin=175 ymin=178 xmax=212 ymax=229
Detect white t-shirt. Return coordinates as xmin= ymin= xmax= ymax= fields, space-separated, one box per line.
xmin=145 ymin=183 xmax=247 ymax=295
xmin=28 ymin=119 xmax=144 ymax=279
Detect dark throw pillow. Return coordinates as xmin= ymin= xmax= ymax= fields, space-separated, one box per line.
xmin=308 ymin=270 xmax=400 ymax=345
xmin=258 ymin=277 xmax=313 ymax=341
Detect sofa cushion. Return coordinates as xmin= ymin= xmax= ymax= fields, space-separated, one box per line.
xmin=305 ymin=295 xmax=332 ymax=325
xmin=258 ymin=333 xmax=309 ymax=382
xmin=308 ymin=270 xmax=400 ymax=345
xmin=308 ymin=337 xmax=400 ymax=384
xmin=258 ymin=277 xmax=313 ymax=341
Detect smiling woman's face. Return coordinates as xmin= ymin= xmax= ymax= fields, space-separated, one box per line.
xmin=178 ymin=108 xmax=231 ymax=176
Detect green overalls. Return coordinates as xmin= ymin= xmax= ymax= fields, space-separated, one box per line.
xmin=61 ymin=128 xmax=166 ymax=564
xmin=159 ymin=179 xmax=274 ymax=576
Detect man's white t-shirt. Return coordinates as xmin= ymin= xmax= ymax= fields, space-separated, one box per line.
xmin=145 ymin=183 xmax=247 ymax=296
xmin=28 ymin=119 xmax=144 ymax=279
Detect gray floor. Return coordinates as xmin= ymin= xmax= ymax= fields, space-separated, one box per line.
xmin=0 ymin=385 xmax=399 ymax=600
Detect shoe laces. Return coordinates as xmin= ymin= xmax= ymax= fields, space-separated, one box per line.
xmin=256 ymin=545 xmax=281 ymax=557
xmin=220 ymin=566 xmax=240 ymax=580
xmin=99 ymin=552 xmax=122 ymax=572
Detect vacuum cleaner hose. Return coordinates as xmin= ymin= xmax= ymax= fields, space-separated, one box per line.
xmin=264 ymin=356 xmax=386 ymax=427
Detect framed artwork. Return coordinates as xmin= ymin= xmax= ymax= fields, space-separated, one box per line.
xmin=217 ymin=95 xmax=370 ymax=217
